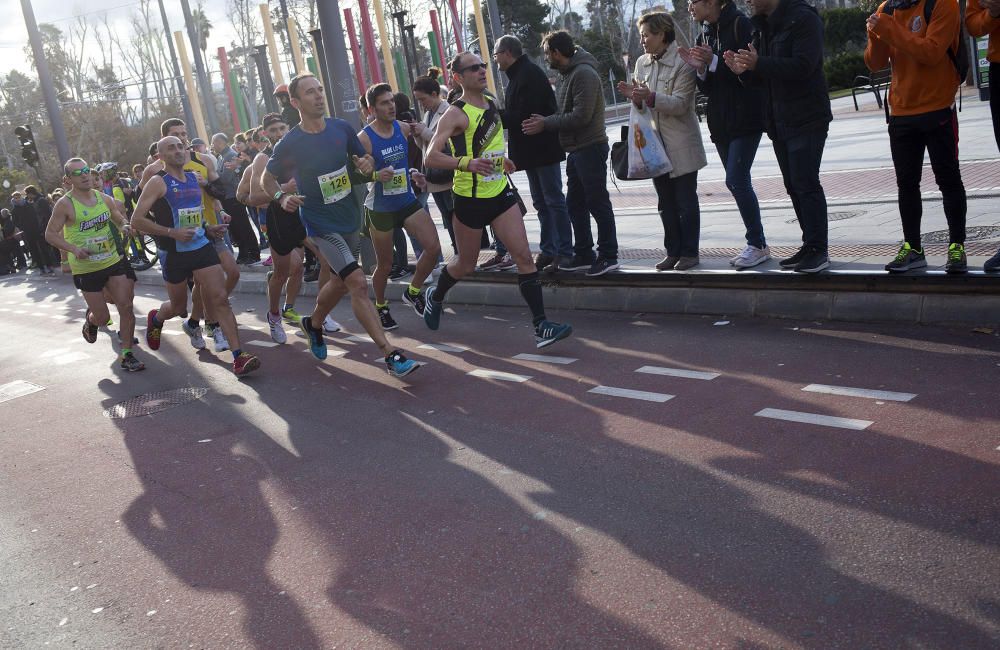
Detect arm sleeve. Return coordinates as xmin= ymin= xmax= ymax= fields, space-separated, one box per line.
xmin=871 ymin=1 xmax=959 ymax=65
xmin=542 ymin=69 xmax=600 ymax=131
xmin=965 ymin=0 xmax=1000 ymax=37
xmin=753 ymin=11 xmax=825 ymax=81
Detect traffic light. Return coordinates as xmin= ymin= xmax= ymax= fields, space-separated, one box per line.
xmin=14 ymin=124 xmax=39 ymax=167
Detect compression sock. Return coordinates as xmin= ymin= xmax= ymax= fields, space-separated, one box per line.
xmin=407 ymin=284 xmax=420 ymax=297
xmin=375 ymin=301 xmax=388 ymax=309
xmin=434 ymin=267 xmax=458 ymax=301
xmin=121 ymin=347 xmax=132 ymax=356
xmin=231 ymin=349 xmax=242 ymax=361
xmin=518 ymin=272 xmax=546 ymax=326
xmin=187 ymin=318 xmax=199 ymax=330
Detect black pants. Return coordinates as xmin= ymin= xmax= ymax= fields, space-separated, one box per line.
xmin=222 ymin=197 xmax=260 ymax=261
xmin=991 ymin=62 xmax=999 ymax=151
xmin=23 ymin=233 xmax=58 ymax=268
xmin=652 ymin=170 xmax=700 ymax=258
xmin=772 ymin=130 xmax=828 ymax=252
xmin=888 ymin=107 xmax=966 ymax=249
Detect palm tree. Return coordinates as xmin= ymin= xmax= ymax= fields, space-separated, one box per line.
xmin=192 ymin=4 xmax=213 ymax=83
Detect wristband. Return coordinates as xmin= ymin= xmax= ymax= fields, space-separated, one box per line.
xmin=457 ymin=156 xmax=469 ymax=172
xmin=371 ymin=171 xmax=378 ymax=182
xmin=273 ymin=190 xmax=284 ymax=202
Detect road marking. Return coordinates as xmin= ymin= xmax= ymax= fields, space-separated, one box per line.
xmin=635 ymin=365 xmax=720 ymax=381
xmin=247 ymin=340 xmax=280 ymax=348
xmin=39 ymin=348 xmax=71 ymax=358
xmin=468 ymin=369 xmax=531 ymax=383
xmin=160 ymin=330 xmax=183 ymax=336
xmin=0 ymin=308 xmax=8 ymax=312
xmin=513 ymin=353 xmax=578 ymax=365
xmin=346 ymin=334 xmax=374 ymax=343
xmin=588 ymin=385 xmax=675 ymax=403
xmin=0 ymin=380 xmax=45 ymax=404
xmin=32 ymin=312 xmax=47 ymax=317
xmin=52 ymin=351 xmax=91 ymax=365
xmin=801 ymin=384 xmax=916 ymax=402
xmin=49 ymin=315 xmax=63 ymax=320
xmin=241 ymin=325 xmax=264 ymax=331
xmin=302 ymin=348 xmax=347 ymax=357
xmin=755 ymin=408 xmax=873 ymax=431
xmin=483 ymin=315 xmax=508 ymax=322
xmin=418 ymin=343 xmax=468 ymax=353
xmin=14 ymin=310 xmax=26 ymax=314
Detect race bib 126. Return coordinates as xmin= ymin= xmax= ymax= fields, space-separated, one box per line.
xmin=318 ymin=166 xmax=352 ymax=204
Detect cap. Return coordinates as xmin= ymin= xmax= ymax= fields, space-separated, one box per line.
xmin=274 ymin=83 xmax=289 ymax=95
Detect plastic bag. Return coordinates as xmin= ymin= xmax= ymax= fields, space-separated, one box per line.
xmin=627 ymin=104 xmax=672 ymax=179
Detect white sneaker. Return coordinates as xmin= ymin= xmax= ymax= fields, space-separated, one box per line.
xmin=212 ymin=327 xmax=230 ymax=352
xmin=267 ymin=312 xmax=287 ymax=344
xmin=323 ymin=315 xmax=342 ymax=333
xmin=732 ymin=245 xmax=772 ymax=269
xmin=182 ymin=321 xmax=206 ymax=350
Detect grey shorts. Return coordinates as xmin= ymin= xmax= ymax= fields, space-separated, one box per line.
xmin=310 ymin=231 xmax=362 ymax=281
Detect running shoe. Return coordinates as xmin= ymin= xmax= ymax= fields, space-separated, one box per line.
xmin=212 ymin=327 xmax=230 ymax=352
xmin=267 ymin=311 xmax=287 ymax=344
xmin=82 ymin=309 xmax=98 ymax=344
xmin=384 ymin=349 xmax=419 ymax=378
xmin=885 ymin=242 xmax=926 ymax=273
xmin=558 ymin=255 xmax=593 ymax=272
xmin=378 ymin=305 xmax=399 ymax=330
xmin=106 ymin=316 xmax=114 ymax=326
xmin=779 ymin=247 xmax=807 ymax=269
xmin=182 ymin=320 xmax=207 ymax=349
xmin=323 ymin=315 xmax=342 ymax=333
xmin=400 ymin=289 xmax=426 ymax=316
xmin=233 ymin=352 xmax=261 ymax=377
xmin=535 ymin=320 xmax=573 ymax=349
xmin=793 ymin=247 xmax=829 ymax=274
xmin=422 ymin=286 xmax=442 ymax=330
xmin=300 ymin=316 xmax=327 ymax=360
xmin=119 ymin=352 xmax=145 ymax=372
xmin=732 ymin=245 xmax=772 ymax=269
xmin=145 ymin=309 xmax=162 ymax=351
xmin=282 ymin=307 xmax=302 ymax=324
xmin=478 ymin=252 xmax=509 ymax=271
xmin=945 ymin=242 xmax=968 ymax=274
xmin=985 ymin=247 xmax=1000 ymax=272
xmin=262 ymin=256 xmax=273 ymax=267
xmin=586 ymin=258 xmax=621 ymax=276
xmin=388 ymin=265 xmax=412 ymax=280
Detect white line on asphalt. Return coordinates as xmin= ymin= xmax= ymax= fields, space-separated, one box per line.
xmin=346 ymin=334 xmax=374 ymax=343
xmin=588 ymin=385 xmax=675 ymax=403
xmin=513 ymin=353 xmax=578 ymax=365
xmin=483 ymin=316 xmax=508 ymax=321
xmin=0 ymin=308 xmax=9 ymax=312
xmin=49 ymin=315 xmax=63 ymax=320
xmin=13 ymin=310 xmax=26 ymax=314
xmin=32 ymin=312 xmax=47 ymax=317
xmin=241 ymin=325 xmax=264 ymax=331
xmin=468 ymin=369 xmax=532 ymax=382
xmin=418 ymin=343 xmax=469 ymax=353
xmin=247 ymin=340 xmax=280 ymax=348
xmin=801 ymin=384 xmax=916 ymax=402
xmin=0 ymin=380 xmax=45 ymax=404
xmin=635 ymin=365 xmax=720 ymax=381
xmin=53 ymin=351 xmax=91 ymax=365
xmin=39 ymin=348 xmax=70 ymax=358
xmin=755 ymin=408 xmax=873 ymax=431
xmin=302 ymin=348 xmax=347 ymax=357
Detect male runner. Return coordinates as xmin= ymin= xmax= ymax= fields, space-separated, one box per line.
xmin=45 ymin=158 xmax=144 ymax=371
xmin=358 ymin=83 xmax=442 ymax=330
xmin=424 ymin=53 xmax=573 ymax=348
xmin=259 ymin=73 xmax=419 ymax=378
xmin=132 ymin=136 xmax=260 ymax=377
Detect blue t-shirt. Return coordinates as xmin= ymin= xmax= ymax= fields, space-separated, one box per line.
xmin=363 ymin=121 xmax=416 ymax=212
xmin=266 ymin=118 xmax=366 ymax=236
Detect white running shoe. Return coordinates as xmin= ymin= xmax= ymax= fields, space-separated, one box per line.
xmin=212 ymin=327 xmax=230 ymax=352
xmin=323 ymin=315 xmax=342 ymax=333
xmin=267 ymin=312 xmax=287 ymax=344
xmin=732 ymin=245 xmax=772 ymax=269
xmin=182 ymin=321 xmax=206 ymax=350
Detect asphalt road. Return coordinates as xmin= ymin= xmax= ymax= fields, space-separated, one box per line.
xmin=2 ymin=274 xmax=999 ymax=648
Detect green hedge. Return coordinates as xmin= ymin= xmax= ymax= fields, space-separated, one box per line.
xmin=823 ymin=8 xmax=870 ymax=56
xmin=824 ymin=52 xmax=870 ymax=91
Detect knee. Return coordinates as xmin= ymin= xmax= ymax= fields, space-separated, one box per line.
xmin=288 ymin=261 xmax=304 ymax=279
xmin=424 ymin=238 xmax=441 ymax=257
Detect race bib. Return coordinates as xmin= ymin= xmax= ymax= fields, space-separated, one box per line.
xmin=382 ymin=168 xmax=408 ymax=196
xmin=84 ymin=234 xmax=115 ymax=262
xmin=177 ymin=207 xmax=203 ymax=230
xmin=482 ymin=150 xmax=505 ymax=183
xmin=318 ymin=166 xmax=351 ymax=204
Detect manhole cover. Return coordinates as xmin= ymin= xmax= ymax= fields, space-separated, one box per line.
xmin=104 ymin=388 xmax=209 ymax=419
xmin=786 ymin=210 xmax=865 ymax=224
xmin=923 ymin=225 xmax=1000 ymax=244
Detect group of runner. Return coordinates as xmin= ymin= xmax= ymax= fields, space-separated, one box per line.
xmin=43 ymin=52 xmax=573 ymax=379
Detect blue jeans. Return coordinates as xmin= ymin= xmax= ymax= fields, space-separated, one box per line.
xmin=525 ymin=162 xmax=573 ymax=258
xmin=566 ymin=141 xmax=618 ymax=262
xmin=772 ymin=130 xmax=828 ymax=252
xmin=652 ymin=171 xmax=700 ymax=258
xmin=716 ymin=133 xmax=765 ymax=249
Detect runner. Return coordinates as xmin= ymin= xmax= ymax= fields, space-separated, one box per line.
xmin=423 ymin=53 xmax=573 ymax=348
xmin=259 ymin=73 xmax=420 ymax=378
xmin=358 ymin=83 xmax=442 ymax=330
xmin=132 ymin=136 xmax=260 ymax=377
xmin=44 ymin=158 xmax=145 ymax=372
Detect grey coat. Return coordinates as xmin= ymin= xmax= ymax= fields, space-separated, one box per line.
xmin=543 ymin=47 xmax=608 ymax=153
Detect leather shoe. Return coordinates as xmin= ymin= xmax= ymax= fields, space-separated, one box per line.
xmin=673 ymin=256 xmax=700 ymax=271
xmin=656 ymin=256 xmax=679 ymax=271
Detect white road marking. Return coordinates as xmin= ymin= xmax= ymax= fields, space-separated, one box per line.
xmin=0 ymin=380 xmax=45 ymax=404
xmin=418 ymin=343 xmax=468 ymax=353
xmin=247 ymin=340 xmax=280 ymax=348
xmin=801 ymin=384 xmax=916 ymax=402
xmin=49 ymin=315 xmax=63 ymax=320
xmin=53 ymin=352 xmax=91 ymax=365
xmin=160 ymin=330 xmax=183 ymax=336
xmin=241 ymin=325 xmax=264 ymax=331
xmin=302 ymin=348 xmax=347 ymax=357
xmin=13 ymin=310 xmax=26 ymax=314
xmin=588 ymin=385 xmax=675 ymax=403
xmin=635 ymin=365 xmax=720 ymax=381
xmin=32 ymin=312 xmax=47 ymax=317
xmin=483 ymin=316 xmax=507 ymax=322
xmin=755 ymin=408 xmax=873 ymax=431
xmin=468 ymin=369 xmax=531 ymax=383
xmin=39 ymin=348 xmax=70 ymax=359
xmin=346 ymin=334 xmax=374 ymax=343
xmin=513 ymin=353 xmax=578 ymax=365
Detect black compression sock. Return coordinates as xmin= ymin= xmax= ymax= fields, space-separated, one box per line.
xmin=187 ymin=318 xmax=199 ymax=329
xmin=434 ymin=267 xmax=458 ymax=302
xmin=518 ymin=272 xmax=546 ymax=326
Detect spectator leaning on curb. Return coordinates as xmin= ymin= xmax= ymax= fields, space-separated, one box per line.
xmin=524 ymin=30 xmax=620 ymax=277
xmin=725 ymin=0 xmax=833 ymax=274
xmin=966 ymin=0 xmax=1000 ymax=271
xmin=866 ymin=0 xmax=969 ymax=275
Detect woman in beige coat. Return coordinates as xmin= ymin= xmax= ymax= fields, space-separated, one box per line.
xmin=618 ymin=12 xmax=707 ymax=271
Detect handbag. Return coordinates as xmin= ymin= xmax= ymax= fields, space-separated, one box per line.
xmin=611 ymin=125 xmax=631 ymax=181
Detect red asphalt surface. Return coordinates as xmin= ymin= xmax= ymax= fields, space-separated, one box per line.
xmin=1 ymin=274 xmax=999 ymax=648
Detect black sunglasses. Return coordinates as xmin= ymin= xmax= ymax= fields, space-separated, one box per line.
xmin=458 ymin=62 xmax=488 ymax=73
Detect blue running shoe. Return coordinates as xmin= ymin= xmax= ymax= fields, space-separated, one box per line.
xmin=422 ymin=285 xmax=442 ymax=330
xmin=299 ymin=316 xmax=327 ymax=360
xmin=535 ymin=320 xmax=573 ymax=349
xmin=385 ymin=349 xmax=419 ymax=378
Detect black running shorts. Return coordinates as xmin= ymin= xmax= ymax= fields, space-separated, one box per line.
xmin=453 ymin=187 xmax=523 ymax=230
xmin=265 ymin=205 xmax=307 ymax=256
xmin=162 ymin=243 xmax=221 ymax=284
xmin=73 ymin=257 xmax=135 ymax=293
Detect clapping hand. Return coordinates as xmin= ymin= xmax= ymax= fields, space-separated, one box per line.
xmin=730 ymin=43 xmax=759 ymax=72
xmin=678 ymin=44 xmax=713 ymax=73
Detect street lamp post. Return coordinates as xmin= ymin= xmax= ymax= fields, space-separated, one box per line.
xmin=17 ymin=0 xmax=70 ymax=165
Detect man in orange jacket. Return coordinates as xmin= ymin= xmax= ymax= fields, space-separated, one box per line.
xmin=966 ymin=0 xmax=1000 ymax=271
xmin=865 ymin=0 xmax=968 ymax=274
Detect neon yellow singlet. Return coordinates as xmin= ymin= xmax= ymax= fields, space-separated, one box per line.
xmin=451 ymin=99 xmax=508 ymax=199
xmin=184 ymin=151 xmax=219 ymax=225
xmin=63 ymin=190 xmax=121 ymax=275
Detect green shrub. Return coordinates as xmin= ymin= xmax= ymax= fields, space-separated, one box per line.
xmin=824 ymin=52 xmax=870 ymax=91
xmin=823 ymin=8 xmax=871 ymax=56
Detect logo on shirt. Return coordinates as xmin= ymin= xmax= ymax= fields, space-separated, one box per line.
xmin=78 ymin=213 xmax=109 ymax=231
xmin=910 ymin=16 xmax=923 ymax=32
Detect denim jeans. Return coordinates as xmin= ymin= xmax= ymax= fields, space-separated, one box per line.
xmin=410 ymin=193 xmax=444 ymax=263
xmin=652 ymin=171 xmax=700 ymax=258
xmin=525 ymin=162 xmax=573 ymax=258
xmin=565 ymin=141 xmax=618 ymax=262
xmin=716 ymin=134 xmax=765 ymax=249
xmin=431 ymin=190 xmax=456 ymax=253
xmin=772 ymin=130 xmax=828 ymax=252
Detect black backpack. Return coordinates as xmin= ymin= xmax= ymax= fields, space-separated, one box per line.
xmin=883 ymin=0 xmax=969 ymax=81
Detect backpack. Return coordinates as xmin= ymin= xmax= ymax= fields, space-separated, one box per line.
xmin=883 ymin=0 xmax=969 ymax=81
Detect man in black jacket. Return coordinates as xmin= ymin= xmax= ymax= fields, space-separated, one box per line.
xmin=725 ymin=0 xmax=833 ymax=273
xmin=12 ymin=189 xmax=55 ymax=275
xmin=494 ymin=35 xmax=573 ymax=271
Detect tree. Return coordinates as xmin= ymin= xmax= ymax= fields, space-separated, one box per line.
xmin=493 ymin=0 xmax=553 ymax=55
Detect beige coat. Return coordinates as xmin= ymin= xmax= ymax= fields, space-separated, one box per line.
xmin=632 ymin=43 xmax=707 ymax=179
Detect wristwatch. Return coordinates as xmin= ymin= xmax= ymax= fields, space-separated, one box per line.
xmin=273 ymin=190 xmax=285 ymax=202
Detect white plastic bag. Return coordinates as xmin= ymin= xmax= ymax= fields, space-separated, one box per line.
xmin=627 ymin=104 xmax=672 ymax=179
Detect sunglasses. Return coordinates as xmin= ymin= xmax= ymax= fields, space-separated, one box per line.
xmin=67 ymin=166 xmax=91 ymax=177
xmin=458 ymin=63 xmax=488 ymax=73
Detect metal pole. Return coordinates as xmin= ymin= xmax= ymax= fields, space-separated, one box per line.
xmin=447 ymin=0 xmax=463 ymax=50
xmin=430 ymin=10 xmax=447 ymax=68
xmin=308 ymin=29 xmax=334 ymax=118
xmin=316 ymin=0 xmax=361 ymax=128
xmin=484 ymin=0 xmax=505 ymax=103
xmin=180 ymin=0 xmax=219 ymax=133
xmin=392 ymin=12 xmax=416 ymax=94
xmin=287 ymin=16 xmax=306 ymax=75
xmin=470 ymin=0 xmax=497 ymax=95
xmin=405 ymin=24 xmax=420 ymax=82
xmin=157 ymin=0 xmax=195 ymax=129
xmin=254 ymin=45 xmax=278 ymax=113
xmin=357 ymin=0 xmax=383 ymax=84
xmin=18 ymin=0 xmax=70 ymax=164
xmin=218 ymin=47 xmax=242 ymax=130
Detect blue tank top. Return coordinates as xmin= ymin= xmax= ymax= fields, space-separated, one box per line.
xmin=363 ymin=121 xmax=415 ymax=211
xmin=161 ymin=170 xmax=210 ymax=252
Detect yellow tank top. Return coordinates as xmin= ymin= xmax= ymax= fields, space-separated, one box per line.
xmin=450 ymin=99 xmax=508 ymax=199
xmin=64 ymin=190 xmax=121 ymax=275
xmin=184 ymin=151 xmax=219 ymax=225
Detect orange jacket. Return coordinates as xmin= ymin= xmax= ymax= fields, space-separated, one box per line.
xmin=966 ymin=0 xmax=1000 ymax=63
xmin=864 ymin=0 xmax=961 ymax=116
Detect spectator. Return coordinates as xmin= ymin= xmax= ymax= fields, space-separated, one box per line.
xmin=27 ymin=185 xmax=61 ymax=269
xmin=494 ymin=34 xmax=573 ymax=273
xmin=682 ymin=0 xmax=768 ymax=270
xmin=725 ymin=0 xmax=832 ymax=274
xmin=620 ymin=12 xmax=708 ymax=272
xmin=967 ymin=0 xmax=1000 ymax=271
xmin=412 ymin=70 xmax=459 ymax=254
xmin=212 ymin=133 xmax=261 ymax=264
xmin=274 ymin=84 xmax=301 ymax=128
xmin=1 ymin=207 xmax=26 ymax=273
xmin=524 ymin=30 xmax=620 ymax=277
xmin=12 ymin=189 xmax=55 ymax=274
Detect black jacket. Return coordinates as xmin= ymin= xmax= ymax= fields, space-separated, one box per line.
xmin=695 ymin=3 xmax=765 ymax=143
xmin=743 ymin=0 xmax=832 ymax=140
xmin=11 ymin=202 xmax=39 ymax=236
xmin=499 ymin=55 xmax=565 ymax=170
